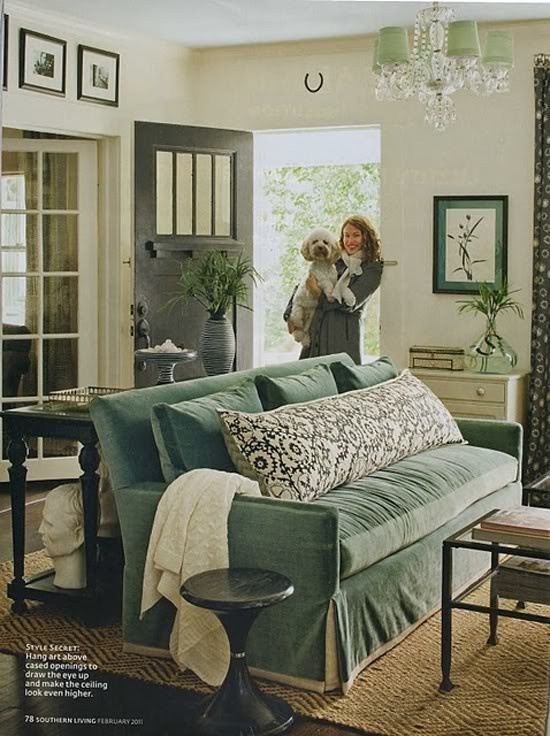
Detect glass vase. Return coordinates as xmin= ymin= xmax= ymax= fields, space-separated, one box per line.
xmin=466 ymin=324 xmax=518 ymax=374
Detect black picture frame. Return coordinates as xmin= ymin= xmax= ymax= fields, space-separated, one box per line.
xmin=433 ymin=195 xmax=508 ymax=294
xmin=19 ymin=28 xmax=66 ymax=96
xmin=77 ymin=45 xmax=119 ymax=107
xmin=2 ymin=14 xmax=8 ymax=91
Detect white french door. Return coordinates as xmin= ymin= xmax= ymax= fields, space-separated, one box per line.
xmin=0 ymin=138 xmax=98 ymax=480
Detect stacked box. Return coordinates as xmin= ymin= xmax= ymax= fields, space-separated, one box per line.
xmin=409 ymin=345 xmax=465 ymax=371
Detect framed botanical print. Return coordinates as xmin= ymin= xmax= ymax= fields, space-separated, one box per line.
xmin=19 ymin=28 xmax=66 ymax=96
xmin=77 ymin=45 xmax=120 ymax=107
xmin=433 ymin=195 xmax=508 ymax=294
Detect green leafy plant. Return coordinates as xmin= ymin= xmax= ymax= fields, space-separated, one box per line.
xmin=165 ymin=251 xmax=262 ymax=319
xmin=456 ymin=281 xmax=524 ymax=330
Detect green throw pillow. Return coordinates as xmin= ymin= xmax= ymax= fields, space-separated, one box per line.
xmin=255 ymin=363 xmax=338 ymax=410
xmin=330 ymin=356 xmax=398 ymax=393
xmin=151 ymin=378 xmax=263 ymax=483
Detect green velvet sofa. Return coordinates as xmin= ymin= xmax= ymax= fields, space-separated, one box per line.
xmin=90 ymin=353 xmax=523 ymax=693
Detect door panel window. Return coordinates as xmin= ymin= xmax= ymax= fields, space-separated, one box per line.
xmin=43 ymin=214 xmax=78 ymax=271
xmin=214 ymin=155 xmax=231 ymax=236
xmin=2 ymin=276 xmax=40 ymax=331
xmin=1 ymin=153 xmax=38 ymax=209
xmin=43 ymin=276 xmax=78 ymax=333
xmin=1 ymin=213 xmax=39 ymax=272
xmin=176 ymin=153 xmax=193 ymax=235
xmin=155 ymin=150 xmax=173 ymax=235
xmin=43 ymin=338 xmax=78 ymax=394
xmin=43 ymin=153 xmax=78 ymax=210
xmin=195 ymin=154 xmax=212 ymax=236
xmin=154 ymin=148 xmax=235 ymax=240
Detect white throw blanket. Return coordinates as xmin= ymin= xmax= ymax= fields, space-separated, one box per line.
xmin=331 ymin=252 xmax=363 ymax=306
xmin=140 ymin=469 xmax=261 ymax=686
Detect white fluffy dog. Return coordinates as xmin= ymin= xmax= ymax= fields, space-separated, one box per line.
xmin=289 ymin=227 xmax=341 ymax=347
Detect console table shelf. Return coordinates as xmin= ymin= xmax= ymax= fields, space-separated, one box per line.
xmin=1 ymin=404 xmax=108 ymax=624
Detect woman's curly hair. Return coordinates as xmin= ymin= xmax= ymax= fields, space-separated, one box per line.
xmin=339 ymin=215 xmax=382 ymax=262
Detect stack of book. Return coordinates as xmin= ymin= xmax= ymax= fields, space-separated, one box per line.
xmin=472 ymin=507 xmax=550 ymax=551
xmin=472 ymin=507 xmax=550 ymax=604
xmin=493 ymin=555 xmax=550 ymax=605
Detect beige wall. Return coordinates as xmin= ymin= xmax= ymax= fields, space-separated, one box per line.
xmin=3 ymin=3 xmax=195 ymax=383
xmin=3 ymin=5 xmax=549 ymax=377
xmin=190 ymin=21 xmax=550 ymax=370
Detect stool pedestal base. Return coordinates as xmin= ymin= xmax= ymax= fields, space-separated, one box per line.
xmin=194 ymin=609 xmax=294 ymax=736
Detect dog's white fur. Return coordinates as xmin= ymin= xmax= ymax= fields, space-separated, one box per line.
xmin=289 ymin=228 xmax=341 ymax=347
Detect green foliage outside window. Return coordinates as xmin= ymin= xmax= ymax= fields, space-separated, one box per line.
xmin=259 ymin=163 xmax=381 ymax=359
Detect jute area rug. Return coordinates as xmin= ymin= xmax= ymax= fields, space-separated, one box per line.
xmin=1 ymin=552 xmax=548 ymax=736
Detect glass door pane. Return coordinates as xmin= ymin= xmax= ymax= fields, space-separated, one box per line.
xmin=0 ymin=140 xmax=96 ymax=473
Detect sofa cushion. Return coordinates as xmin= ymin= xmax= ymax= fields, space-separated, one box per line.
xmin=151 ymin=378 xmax=263 ymax=483
xmin=255 ymin=363 xmax=338 ymax=410
xmin=219 ymin=370 xmax=464 ymax=502
xmin=313 ymin=444 xmax=519 ymax=579
xmin=330 ymin=356 xmax=398 ymax=393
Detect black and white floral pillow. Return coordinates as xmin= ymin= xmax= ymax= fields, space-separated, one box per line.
xmin=219 ymin=370 xmax=465 ymax=502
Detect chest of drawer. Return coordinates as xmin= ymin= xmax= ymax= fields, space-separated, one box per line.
xmin=421 ymin=376 xmax=505 ymax=404
xmin=442 ymin=400 xmax=506 ymax=420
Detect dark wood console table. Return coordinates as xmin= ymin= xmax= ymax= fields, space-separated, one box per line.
xmin=2 ymin=404 xmax=103 ymax=623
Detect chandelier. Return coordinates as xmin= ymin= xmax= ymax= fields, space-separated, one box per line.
xmin=372 ymin=2 xmax=514 ymax=131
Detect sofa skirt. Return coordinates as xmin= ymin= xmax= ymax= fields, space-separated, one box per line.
xmin=332 ymin=480 xmax=522 ymax=692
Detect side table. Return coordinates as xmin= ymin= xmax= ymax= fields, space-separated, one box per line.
xmin=181 ymin=567 xmax=295 ymax=736
xmin=134 ymin=349 xmax=197 ymax=384
xmin=2 ymin=404 xmax=106 ymax=623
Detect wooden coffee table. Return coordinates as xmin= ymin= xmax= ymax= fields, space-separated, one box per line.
xmin=181 ymin=567 xmax=295 ymax=736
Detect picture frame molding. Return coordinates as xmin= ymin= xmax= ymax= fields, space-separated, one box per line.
xmin=432 ymin=194 xmax=509 ymax=295
xmin=77 ymin=44 xmax=120 ymax=107
xmin=19 ymin=27 xmax=67 ymax=97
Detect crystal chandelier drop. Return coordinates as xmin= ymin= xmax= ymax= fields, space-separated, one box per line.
xmin=373 ymin=2 xmax=514 ymax=131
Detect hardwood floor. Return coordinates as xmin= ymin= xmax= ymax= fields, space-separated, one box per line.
xmin=0 ymin=482 xmax=359 ymax=736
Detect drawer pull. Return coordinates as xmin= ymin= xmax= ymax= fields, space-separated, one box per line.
xmin=476 ymin=387 xmax=485 ymax=397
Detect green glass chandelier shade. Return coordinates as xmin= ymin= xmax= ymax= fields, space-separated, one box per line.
xmin=447 ymin=20 xmax=481 ymax=58
xmin=376 ymin=26 xmax=410 ymax=65
xmin=483 ymin=31 xmax=514 ymax=66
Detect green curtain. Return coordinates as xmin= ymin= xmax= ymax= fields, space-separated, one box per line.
xmin=525 ymin=55 xmax=550 ymax=486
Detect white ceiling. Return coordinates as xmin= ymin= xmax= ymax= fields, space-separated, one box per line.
xmin=14 ymin=0 xmax=550 ymax=48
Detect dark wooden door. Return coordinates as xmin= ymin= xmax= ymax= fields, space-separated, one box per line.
xmin=134 ymin=122 xmax=253 ymax=386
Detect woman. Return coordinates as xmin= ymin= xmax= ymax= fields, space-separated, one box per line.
xmin=285 ymin=215 xmax=383 ymax=364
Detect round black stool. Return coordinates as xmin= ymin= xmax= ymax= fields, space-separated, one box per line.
xmin=181 ymin=567 xmax=295 ymax=736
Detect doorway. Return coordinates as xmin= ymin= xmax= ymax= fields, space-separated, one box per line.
xmin=253 ymin=127 xmax=381 ymax=368
xmin=0 ymin=136 xmax=98 ymax=481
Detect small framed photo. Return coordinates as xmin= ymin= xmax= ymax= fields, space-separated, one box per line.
xmin=19 ymin=28 xmax=66 ymax=96
xmin=77 ymin=45 xmax=119 ymax=107
xmin=433 ymin=195 xmax=508 ymax=294
xmin=3 ymin=14 xmax=9 ymax=91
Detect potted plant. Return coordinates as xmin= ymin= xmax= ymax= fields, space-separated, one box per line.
xmin=457 ymin=282 xmax=524 ymax=373
xmin=166 ymin=251 xmax=261 ymax=375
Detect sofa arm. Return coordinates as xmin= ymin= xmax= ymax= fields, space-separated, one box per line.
xmin=113 ymin=482 xmax=166 ymax=561
xmin=456 ymin=418 xmax=523 ymax=473
xmin=228 ymin=496 xmax=340 ymax=599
